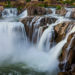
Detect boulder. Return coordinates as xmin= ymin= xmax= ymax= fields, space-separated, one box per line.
xmin=27 ymin=6 xmax=46 ymax=16
xmin=56 ymin=8 xmax=67 ymax=16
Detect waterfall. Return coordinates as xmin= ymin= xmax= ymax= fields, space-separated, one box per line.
xmin=2 ymin=8 xmax=18 ymax=18
xmin=0 ymin=22 xmax=27 ymax=64
xmin=19 ymin=10 xmax=27 ymax=18
xmin=65 ymin=8 xmax=72 ymax=18
xmin=0 ymin=7 xmax=74 ymax=75
xmin=50 ymin=8 xmax=56 ymax=15
xmin=38 ymin=17 xmax=69 ymax=51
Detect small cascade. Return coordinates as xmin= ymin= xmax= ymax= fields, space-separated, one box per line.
xmin=19 ymin=10 xmax=27 ymax=18
xmin=37 ymin=27 xmax=43 ymax=42
xmin=38 ymin=17 xmax=69 ymax=51
xmin=2 ymin=8 xmax=18 ymax=18
xmin=50 ymin=8 xmax=56 ymax=15
xmin=65 ymin=8 xmax=72 ymax=18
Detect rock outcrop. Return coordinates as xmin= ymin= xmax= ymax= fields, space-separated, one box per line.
xmin=54 ymin=21 xmax=75 ymax=43
xmin=27 ymin=6 xmax=46 ymax=16
xmin=70 ymin=11 xmax=75 ymax=19
xmin=56 ymin=8 xmax=67 ymax=16
xmin=54 ymin=21 xmax=75 ymax=75
xmin=46 ymin=8 xmax=52 ymax=14
xmin=58 ymin=32 xmax=75 ymax=75
xmin=21 ymin=16 xmax=57 ymax=43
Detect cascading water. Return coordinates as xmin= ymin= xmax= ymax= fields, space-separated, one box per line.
xmin=65 ymin=8 xmax=72 ymax=18
xmin=0 ymin=7 xmax=74 ymax=75
xmin=2 ymin=8 xmax=18 ymax=18
xmin=18 ymin=10 xmax=27 ymax=18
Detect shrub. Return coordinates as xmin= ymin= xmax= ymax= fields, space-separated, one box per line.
xmin=56 ymin=5 xmax=61 ymax=10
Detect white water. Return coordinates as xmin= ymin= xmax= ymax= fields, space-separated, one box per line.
xmin=19 ymin=10 xmax=27 ymax=18
xmin=65 ymin=8 xmax=72 ymax=18
xmin=2 ymin=8 xmax=18 ymax=18
xmin=38 ymin=17 xmax=69 ymax=51
xmin=0 ymin=8 xmax=74 ymax=74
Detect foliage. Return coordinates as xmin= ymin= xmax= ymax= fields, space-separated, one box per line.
xmin=26 ymin=0 xmax=31 ymax=2
xmin=5 ymin=0 xmax=12 ymax=8
xmin=56 ymin=5 xmax=61 ymax=10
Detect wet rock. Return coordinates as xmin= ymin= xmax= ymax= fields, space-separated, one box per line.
xmin=54 ymin=21 xmax=75 ymax=73
xmin=59 ymin=32 xmax=75 ymax=72
xmin=21 ymin=16 xmax=34 ymax=41
xmin=58 ymin=72 xmax=71 ymax=75
xmin=0 ymin=12 xmax=1 ymax=17
xmin=46 ymin=8 xmax=52 ymax=14
xmin=70 ymin=11 xmax=75 ymax=19
xmin=21 ymin=16 xmax=57 ymax=43
xmin=39 ymin=17 xmax=57 ymax=26
xmin=0 ymin=6 xmax=4 ymax=17
xmin=54 ymin=21 xmax=75 ymax=43
xmin=56 ymin=8 xmax=67 ymax=16
xmin=27 ymin=6 xmax=46 ymax=16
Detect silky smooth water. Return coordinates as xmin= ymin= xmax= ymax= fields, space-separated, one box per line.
xmin=0 ymin=8 xmax=74 ymax=75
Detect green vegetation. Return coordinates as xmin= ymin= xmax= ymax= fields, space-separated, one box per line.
xmin=26 ymin=0 xmax=31 ymax=2
xmin=56 ymin=5 xmax=61 ymax=10
xmin=5 ymin=0 xmax=12 ymax=8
